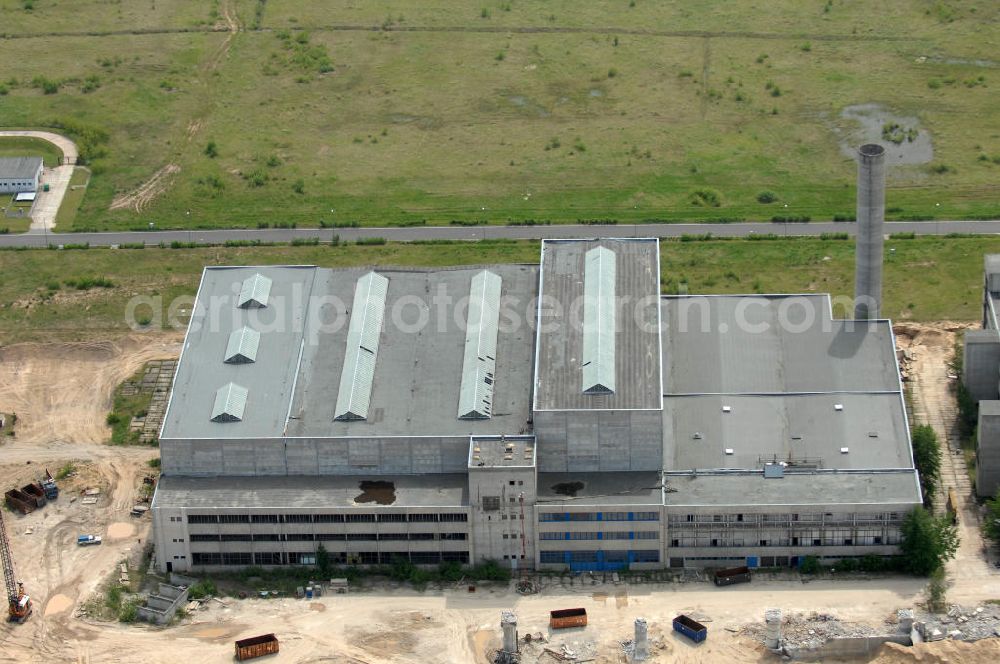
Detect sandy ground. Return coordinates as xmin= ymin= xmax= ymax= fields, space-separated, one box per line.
xmin=0 ymin=334 xmax=182 ymax=445
xmin=2 ymin=323 xmax=1000 ymax=663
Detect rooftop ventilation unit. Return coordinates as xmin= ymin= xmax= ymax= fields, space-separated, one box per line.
xmin=334 ymin=272 xmax=389 ymax=422
xmin=237 ymin=273 xmax=272 ymax=309
xmin=763 ymin=464 xmax=785 ymax=479
xmin=224 ymin=326 xmax=260 ymax=364
xmin=725 ymin=448 xmax=734 ymax=455
xmin=581 ymin=246 xmax=616 ymax=395
xmin=722 ymin=406 xmax=732 ymax=413
xmin=834 ymin=403 xmax=844 ymax=411
xmin=458 ymin=270 xmax=502 ymax=420
xmin=692 ymin=432 xmax=703 ymax=440
xmin=840 ymin=447 xmax=850 ymax=454
xmin=211 ymin=382 xmax=248 ymax=422
xmin=868 ymin=431 xmax=879 ymax=438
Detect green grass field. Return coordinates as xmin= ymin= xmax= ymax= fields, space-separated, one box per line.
xmin=0 ymin=1 xmax=996 ymax=231
xmin=0 ymin=236 xmax=991 ymax=343
xmin=54 ymin=167 xmax=91 ymax=227
xmin=0 ymin=136 xmax=63 ymax=167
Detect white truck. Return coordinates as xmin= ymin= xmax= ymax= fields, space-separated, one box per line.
xmin=77 ymin=534 xmax=102 ymax=546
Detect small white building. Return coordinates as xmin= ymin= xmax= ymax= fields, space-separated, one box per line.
xmin=0 ymin=157 xmax=43 ymax=194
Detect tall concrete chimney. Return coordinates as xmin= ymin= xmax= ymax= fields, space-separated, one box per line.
xmin=632 ymin=617 xmax=649 ymax=661
xmin=500 ymin=610 xmax=518 ymax=654
xmin=854 ymin=143 xmax=887 ymax=319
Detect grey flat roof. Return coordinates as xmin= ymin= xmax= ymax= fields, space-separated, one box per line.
xmin=981 ymin=400 xmax=1000 ymax=417
xmin=535 ymin=472 xmax=663 ymax=505
xmin=663 ymin=393 xmax=911 ymax=471
xmin=663 ymin=470 xmax=920 ymax=507
xmin=286 ymin=265 xmax=538 ymax=438
xmin=0 ymin=156 xmax=42 ymax=179
xmin=534 ymin=239 xmax=661 ymax=411
xmin=662 ymin=295 xmax=901 ymax=395
xmin=470 ymin=436 xmax=536 ymax=468
xmin=153 ymin=474 xmax=469 ymax=509
xmin=162 ymin=265 xmax=538 ymax=441
xmin=162 ymin=266 xmax=318 ymax=440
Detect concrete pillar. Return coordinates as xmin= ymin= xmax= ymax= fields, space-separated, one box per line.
xmin=765 ymin=608 xmax=782 ymax=650
xmin=633 ymin=617 xmax=649 ymax=661
xmin=501 ymin=610 xmax=518 ymax=654
xmin=854 ymin=143 xmax=886 ymax=319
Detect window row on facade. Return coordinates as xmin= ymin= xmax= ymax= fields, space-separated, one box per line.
xmin=669 ymin=532 xmax=899 ymax=547
xmin=538 ymin=549 xmax=660 ymax=564
xmin=189 ymin=532 xmax=468 ymax=542
xmin=538 ymin=531 xmax=658 ymax=540
xmin=185 ymin=512 xmax=468 ymax=524
xmin=190 ymin=551 xmax=470 ymax=566
xmin=538 ymin=511 xmax=659 ymax=522
xmin=667 ymin=512 xmax=903 ymax=525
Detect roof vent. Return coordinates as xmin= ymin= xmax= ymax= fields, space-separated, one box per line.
xmin=868 ymin=431 xmax=879 ymax=438
xmin=237 ymin=273 xmax=272 ymax=309
xmin=458 ymin=270 xmax=502 ymax=419
xmin=834 ymin=403 xmax=844 ymax=411
xmin=224 ymin=326 xmax=260 ymax=364
xmin=692 ymin=432 xmax=703 ymax=440
xmin=211 ymin=382 xmax=248 ymax=422
xmin=840 ymin=447 xmax=850 ymax=454
xmin=581 ymin=246 xmax=616 ymax=395
xmin=722 ymin=406 xmax=732 ymax=413
xmin=791 ymin=434 xmax=802 ymax=440
xmin=334 ymin=272 xmax=389 ymax=422
xmin=725 ymin=448 xmax=734 ymax=455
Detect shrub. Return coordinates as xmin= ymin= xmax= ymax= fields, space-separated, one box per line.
xmin=900 ymin=507 xmax=959 ymax=576
xmin=356 ymin=237 xmax=387 ymax=246
xmin=147 ymin=457 xmax=161 ymax=468
xmin=929 ymin=163 xmax=953 ymax=174
xmin=819 ymin=232 xmax=849 ymax=240
xmin=187 ymin=579 xmax=217 ymax=599
xmin=689 ymin=189 xmax=721 ymax=207
xmin=55 ymin=462 xmax=76 ymax=480
xmin=290 ymin=237 xmax=320 ymax=246
xmin=800 ymin=556 xmax=821 ymax=574
xmin=756 ymin=191 xmax=778 ymax=204
xmin=292 ymin=179 xmax=305 ymax=194
xmin=204 ymin=141 xmax=218 ymax=158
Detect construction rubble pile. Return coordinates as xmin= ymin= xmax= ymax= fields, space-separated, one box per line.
xmin=744 ymin=604 xmax=1000 ymax=652
xmin=743 ymin=611 xmax=883 ymax=651
xmin=915 ymin=604 xmax=1000 ymax=642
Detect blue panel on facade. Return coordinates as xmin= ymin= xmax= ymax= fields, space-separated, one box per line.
xmin=746 ymin=556 xmax=759 ymax=568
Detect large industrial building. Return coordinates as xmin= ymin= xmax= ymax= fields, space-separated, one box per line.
xmin=152 ymin=237 xmax=921 ymax=574
xmin=962 ymin=255 xmax=1000 ymax=498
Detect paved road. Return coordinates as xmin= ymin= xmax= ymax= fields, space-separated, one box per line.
xmin=3 ymin=219 xmax=1000 ymax=247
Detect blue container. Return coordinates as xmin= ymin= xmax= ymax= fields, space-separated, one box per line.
xmin=673 ymin=615 xmax=708 ymax=643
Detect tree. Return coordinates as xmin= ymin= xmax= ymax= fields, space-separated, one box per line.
xmin=315 ymin=543 xmax=331 ymax=578
xmin=899 ymin=506 xmax=959 ymax=576
xmin=982 ymin=489 xmax=1000 ymax=543
xmin=925 ymin=567 xmax=948 ymax=613
xmin=911 ymin=425 xmax=942 ymax=504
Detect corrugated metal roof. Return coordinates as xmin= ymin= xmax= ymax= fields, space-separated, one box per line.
xmin=224 ymin=326 xmax=260 ymax=364
xmin=0 ymin=157 xmax=43 ymax=180
xmin=458 ymin=270 xmax=502 ymax=419
xmin=334 ymin=272 xmax=389 ymax=421
xmin=581 ymin=246 xmax=616 ymax=394
xmin=211 ymin=382 xmax=248 ymax=422
xmin=237 ymin=273 xmax=272 ymax=308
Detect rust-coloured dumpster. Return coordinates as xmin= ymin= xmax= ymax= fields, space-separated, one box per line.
xmin=234 ymin=633 xmax=279 ymax=661
xmin=22 ymin=483 xmax=47 ymax=508
xmin=5 ymin=489 xmax=36 ymax=514
xmin=549 ymin=608 xmax=588 ymax=629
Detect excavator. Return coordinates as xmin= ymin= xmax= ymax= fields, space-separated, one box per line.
xmin=0 ymin=508 xmax=31 ymax=623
